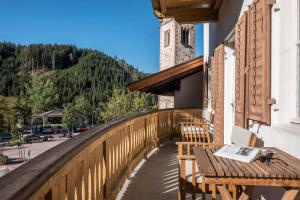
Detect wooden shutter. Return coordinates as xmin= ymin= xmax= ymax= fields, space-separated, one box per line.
xmin=211 ymin=44 xmax=225 ymax=145
xmin=247 ymin=0 xmax=273 ymax=125
xmin=203 ymin=63 xmax=208 ymax=108
xmin=211 ymin=56 xmax=216 ymax=110
xmin=234 ymin=13 xmax=247 ymax=128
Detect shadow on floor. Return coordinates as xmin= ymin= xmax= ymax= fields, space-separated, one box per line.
xmin=118 ymin=140 xmax=219 ymax=200
xmin=118 ymin=140 xmax=179 ymax=200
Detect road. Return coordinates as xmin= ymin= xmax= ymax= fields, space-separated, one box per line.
xmin=0 ymin=134 xmax=79 ymax=177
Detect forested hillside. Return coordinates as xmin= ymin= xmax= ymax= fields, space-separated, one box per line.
xmin=0 ymin=42 xmax=154 ymax=130
xmin=0 ymin=42 xmax=145 ymax=106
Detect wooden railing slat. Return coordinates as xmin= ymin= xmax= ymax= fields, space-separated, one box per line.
xmin=0 ymin=108 xmax=203 ymax=200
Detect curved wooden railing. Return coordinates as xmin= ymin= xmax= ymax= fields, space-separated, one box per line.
xmin=0 ymin=108 xmax=202 ymax=200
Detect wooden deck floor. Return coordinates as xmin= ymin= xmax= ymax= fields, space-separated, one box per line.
xmin=117 ymin=140 xmax=219 ymax=200
xmin=117 ymin=140 xmax=178 ymax=200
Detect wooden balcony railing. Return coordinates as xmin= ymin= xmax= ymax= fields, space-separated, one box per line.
xmin=0 ymin=108 xmax=201 ymax=200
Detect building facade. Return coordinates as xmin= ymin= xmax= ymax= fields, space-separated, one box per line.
xmin=204 ymin=0 xmax=300 ymax=198
xmin=204 ymin=0 xmax=300 ymax=158
xmin=158 ymin=18 xmax=196 ymax=109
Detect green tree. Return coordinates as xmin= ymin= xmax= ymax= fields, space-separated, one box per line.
xmin=73 ymin=95 xmax=91 ymax=116
xmin=27 ymin=76 xmax=59 ymax=114
xmin=15 ymin=92 xmax=32 ymax=128
xmin=100 ymin=88 xmax=156 ymax=122
xmin=0 ymin=42 xmax=146 ymax=111
xmin=0 ymin=96 xmax=17 ymax=132
xmin=62 ymin=95 xmax=90 ymax=129
xmin=62 ymin=103 xmax=78 ymax=130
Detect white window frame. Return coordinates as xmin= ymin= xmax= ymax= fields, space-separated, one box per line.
xmin=291 ymin=0 xmax=300 ymax=123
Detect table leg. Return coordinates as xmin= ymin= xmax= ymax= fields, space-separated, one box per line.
xmin=211 ymin=184 xmax=217 ymax=200
xmin=217 ymin=185 xmax=233 ymax=200
xmin=231 ymin=184 xmax=237 ymax=200
xmin=238 ymin=186 xmax=254 ymax=200
xmin=281 ymin=188 xmax=299 ymax=200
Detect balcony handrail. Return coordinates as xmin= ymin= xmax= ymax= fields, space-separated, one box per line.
xmin=0 ymin=108 xmax=202 ymax=200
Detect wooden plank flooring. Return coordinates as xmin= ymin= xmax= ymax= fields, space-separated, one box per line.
xmin=118 ymin=141 xmax=178 ymax=200
xmin=117 ymin=140 xmax=219 ymax=200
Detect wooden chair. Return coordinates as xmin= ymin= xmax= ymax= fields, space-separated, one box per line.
xmin=177 ymin=142 xmax=222 ymax=200
xmin=179 ymin=110 xmax=213 ymax=142
xmin=230 ymin=126 xmax=257 ymax=147
xmin=179 ymin=122 xmax=211 ymax=143
xmin=173 ymin=111 xmax=202 ymax=139
xmin=177 ymin=126 xmax=256 ymax=199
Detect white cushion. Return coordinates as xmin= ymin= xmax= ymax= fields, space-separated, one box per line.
xmin=202 ymin=110 xmax=211 ymax=121
xmin=230 ymin=126 xmax=252 ymax=146
xmin=184 ymin=160 xmax=203 ymax=183
xmin=182 ymin=126 xmax=203 ymax=134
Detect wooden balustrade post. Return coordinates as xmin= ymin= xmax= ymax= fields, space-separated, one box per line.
xmin=171 ymin=110 xmax=174 ymax=137
xmin=103 ymin=140 xmax=108 ymax=199
xmin=128 ymin=121 xmax=133 ymax=172
xmin=143 ymin=117 xmax=147 ymax=159
xmin=126 ymin=124 xmax=131 ymax=178
xmin=156 ymin=112 xmax=160 ymax=147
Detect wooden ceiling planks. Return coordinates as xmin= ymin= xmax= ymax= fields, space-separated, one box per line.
xmin=151 ymin=0 xmax=222 ymax=23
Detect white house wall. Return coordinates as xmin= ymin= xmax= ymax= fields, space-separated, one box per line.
xmin=223 ymin=45 xmax=235 ymax=144
xmin=204 ymin=0 xmax=300 ymax=198
xmin=174 ymin=71 xmax=203 ymax=108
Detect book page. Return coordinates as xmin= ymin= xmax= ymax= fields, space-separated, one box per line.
xmin=214 ymin=145 xmax=261 ymax=163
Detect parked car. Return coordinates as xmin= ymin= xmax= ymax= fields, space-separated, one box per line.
xmin=54 ymin=126 xmax=68 ymax=134
xmin=79 ymin=124 xmax=89 ymax=132
xmin=42 ymin=125 xmax=54 ymax=134
xmin=22 ymin=131 xmax=42 ymax=143
xmin=0 ymin=132 xmax=12 ymax=142
xmin=62 ymin=131 xmax=73 ymax=138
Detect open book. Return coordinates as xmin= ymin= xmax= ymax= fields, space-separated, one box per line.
xmin=213 ymin=145 xmax=270 ymax=163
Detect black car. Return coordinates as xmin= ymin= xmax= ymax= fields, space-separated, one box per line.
xmin=0 ymin=132 xmax=12 ymax=142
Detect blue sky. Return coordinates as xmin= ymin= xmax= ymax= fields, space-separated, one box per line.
xmin=0 ymin=0 xmax=203 ymax=73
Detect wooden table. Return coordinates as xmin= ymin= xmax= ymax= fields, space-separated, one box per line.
xmin=193 ymin=146 xmax=300 ymax=200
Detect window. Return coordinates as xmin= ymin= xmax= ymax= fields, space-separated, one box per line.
xmin=297 ymin=0 xmax=300 ymax=119
xmin=181 ymin=28 xmax=190 ymax=46
xmin=164 ymin=30 xmax=170 ymax=47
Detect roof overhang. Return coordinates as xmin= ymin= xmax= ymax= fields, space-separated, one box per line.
xmin=151 ymin=0 xmax=223 ymax=23
xmin=32 ymin=109 xmax=64 ymax=119
xmin=128 ymin=56 xmax=204 ymax=96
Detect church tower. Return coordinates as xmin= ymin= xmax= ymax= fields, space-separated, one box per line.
xmin=158 ymin=18 xmax=196 ymax=109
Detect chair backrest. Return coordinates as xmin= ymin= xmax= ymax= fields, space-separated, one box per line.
xmin=230 ymin=126 xmax=257 ymax=147
xmin=202 ymin=110 xmax=212 ymax=122
xmin=180 ymin=122 xmax=211 ymax=143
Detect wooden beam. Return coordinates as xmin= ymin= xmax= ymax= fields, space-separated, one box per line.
xmin=166 ymin=0 xmax=213 ymax=9
xmin=204 ymin=177 xmax=300 ymax=187
xmin=127 ymin=57 xmax=203 ymax=93
xmin=213 ymin=0 xmax=223 ymax=10
xmin=282 ymin=188 xmax=300 ymax=200
xmin=164 ymin=8 xmax=218 ymax=23
xmin=151 ymin=0 xmax=220 ymax=22
xmin=217 ymin=185 xmax=233 ymax=200
xmin=151 ymin=0 xmax=160 ymax=10
xmin=159 ymin=0 xmax=167 ymax=14
xmin=239 ymin=186 xmax=254 ymax=200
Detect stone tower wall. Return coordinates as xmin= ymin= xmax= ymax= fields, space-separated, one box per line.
xmin=159 ymin=19 xmax=176 ymax=71
xmin=158 ymin=19 xmax=196 ymax=109
xmin=175 ymin=23 xmax=196 ymax=64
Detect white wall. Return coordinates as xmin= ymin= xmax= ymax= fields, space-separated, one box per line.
xmin=160 ymin=19 xmax=176 ymax=70
xmin=205 ymin=0 xmax=300 ymax=156
xmin=174 ymin=71 xmax=203 ymax=108
xmin=205 ymin=0 xmax=300 ymax=198
xmin=247 ymin=0 xmax=300 ymax=158
xmin=223 ymin=44 xmax=235 ymax=144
